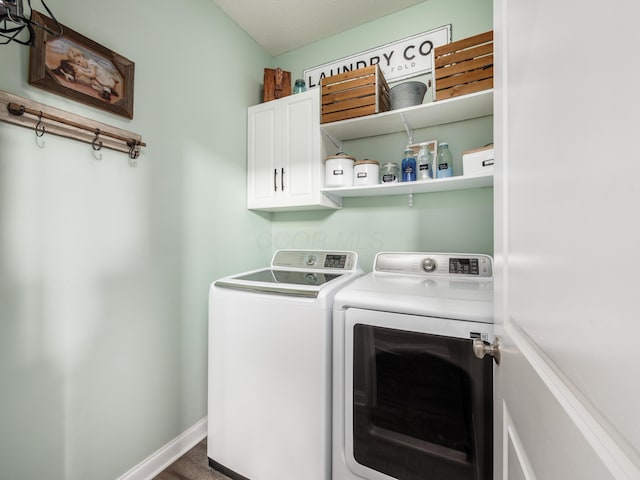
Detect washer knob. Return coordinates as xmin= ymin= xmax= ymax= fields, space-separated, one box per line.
xmin=422 ymin=257 xmax=437 ymax=272
xmin=304 ymin=254 xmax=317 ymax=266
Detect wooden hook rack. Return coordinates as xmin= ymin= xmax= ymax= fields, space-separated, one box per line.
xmin=0 ymin=90 xmax=146 ymax=166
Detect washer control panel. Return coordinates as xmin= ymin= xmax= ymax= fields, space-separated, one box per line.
xmin=271 ymin=250 xmax=358 ymax=271
xmin=375 ymin=252 xmax=493 ymax=277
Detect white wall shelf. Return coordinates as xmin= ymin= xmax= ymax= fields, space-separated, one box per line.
xmin=321 ymin=172 xmax=493 ymax=199
xmin=320 ymin=89 xmax=493 ymax=142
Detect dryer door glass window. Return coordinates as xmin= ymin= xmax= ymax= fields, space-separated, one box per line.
xmin=352 ymin=324 xmax=492 ymax=480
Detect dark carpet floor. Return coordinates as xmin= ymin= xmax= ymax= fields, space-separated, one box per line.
xmin=153 ymin=438 xmax=231 ymax=480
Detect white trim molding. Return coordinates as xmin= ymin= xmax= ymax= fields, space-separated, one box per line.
xmin=507 ymin=322 xmax=640 ymax=479
xmin=116 ymin=417 xmax=208 ymax=480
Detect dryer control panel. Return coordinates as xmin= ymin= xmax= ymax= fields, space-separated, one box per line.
xmin=374 ymin=252 xmax=493 ymax=277
xmin=271 ymin=250 xmax=358 ymax=271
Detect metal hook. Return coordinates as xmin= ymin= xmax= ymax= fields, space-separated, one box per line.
xmin=127 ymin=140 xmax=140 ymax=167
xmin=35 ymin=111 xmax=45 ymax=137
xmin=92 ymin=129 xmax=103 ymax=151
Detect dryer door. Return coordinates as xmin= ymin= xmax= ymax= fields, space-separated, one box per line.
xmin=343 ymin=308 xmax=493 ymax=480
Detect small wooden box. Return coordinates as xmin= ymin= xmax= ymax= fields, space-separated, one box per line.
xmin=263 ymin=68 xmax=291 ymax=102
xmin=433 ymin=31 xmax=493 ymax=101
xmin=320 ymin=65 xmax=390 ymax=124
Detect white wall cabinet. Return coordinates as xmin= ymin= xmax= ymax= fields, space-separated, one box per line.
xmin=247 ymin=88 xmax=340 ymax=211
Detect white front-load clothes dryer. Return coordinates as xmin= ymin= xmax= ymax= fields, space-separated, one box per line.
xmin=332 ymin=252 xmax=495 ymax=480
xmin=208 ymin=250 xmax=361 ymax=480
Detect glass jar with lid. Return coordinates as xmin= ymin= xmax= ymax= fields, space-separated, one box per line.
xmin=293 ymin=79 xmax=306 ymax=94
xmin=380 ymin=162 xmax=399 ymax=183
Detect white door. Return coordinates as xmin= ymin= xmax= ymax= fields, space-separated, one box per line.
xmin=493 ymin=0 xmax=640 ymax=478
xmin=247 ymin=101 xmax=280 ymax=208
xmin=281 ymin=88 xmax=321 ymax=204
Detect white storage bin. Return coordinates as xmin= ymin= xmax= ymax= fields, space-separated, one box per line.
xmin=463 ymin=145 xmax=494 ymax=176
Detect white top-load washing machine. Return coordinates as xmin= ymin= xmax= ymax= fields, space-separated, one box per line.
xmin=332 ymin=252 xmax=495 ymax=480
xmin=208 ymin=250 xmax=361 ymax=480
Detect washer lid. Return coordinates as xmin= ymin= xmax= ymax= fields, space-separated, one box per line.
xmin=215 ymin=268 xmax=343 ymax=298
xmin=214 ymin=250 xmax=361 ymax=299
xmin=227 ymin=268 xmax=343 ymax=286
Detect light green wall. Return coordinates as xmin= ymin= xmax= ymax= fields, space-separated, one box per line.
xmin=272 ymin=0 xmax=494 ymax=271
xmin=0 ymin=1 xmax=271 ymax=479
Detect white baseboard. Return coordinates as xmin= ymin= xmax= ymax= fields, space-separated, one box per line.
xmin=116 ymin=417 xmax=208 ymax=480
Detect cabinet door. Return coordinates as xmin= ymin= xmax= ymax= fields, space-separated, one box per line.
xmin=281 ymin=89 xmax=321 ymax=206
xmin=247 ymin=102 xmax=280 ymax=209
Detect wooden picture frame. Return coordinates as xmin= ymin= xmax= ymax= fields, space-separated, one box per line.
xmin=28 ymin=11 xmax=135 ymax=119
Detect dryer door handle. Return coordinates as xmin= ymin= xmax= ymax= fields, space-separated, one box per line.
xmin=473 ymin=338 xmax=501 ymax=365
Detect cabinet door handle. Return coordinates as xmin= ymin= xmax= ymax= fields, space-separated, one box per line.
xmin=281 ymin=168 xmax=285 ymax=191
xmin=274 ymin=168 xmax=278 ymax=191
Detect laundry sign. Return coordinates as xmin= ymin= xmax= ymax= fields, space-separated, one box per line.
xmin=303 ymin=25 xmax=452 ymax=88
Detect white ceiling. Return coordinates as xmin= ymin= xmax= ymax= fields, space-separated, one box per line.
xmin=211 ymin=0 xmax=427 ymax=56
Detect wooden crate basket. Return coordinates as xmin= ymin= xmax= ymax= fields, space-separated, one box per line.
xmin=321 ymin=65 xmax=390 ymax=124
xmin=433 ymin=31 xmax=493 ymax=101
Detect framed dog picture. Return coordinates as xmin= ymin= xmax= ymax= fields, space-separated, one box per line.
xmin=28 ymin=11 xmax=135 ymax=119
